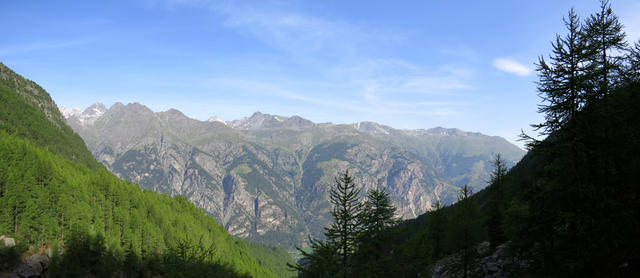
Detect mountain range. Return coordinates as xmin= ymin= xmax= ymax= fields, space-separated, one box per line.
xmin=62 ymin=102 xmax=525 ymax=249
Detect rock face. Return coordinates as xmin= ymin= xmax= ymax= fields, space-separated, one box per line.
xmin=431 ymin=242 xmax=533 ymax=278
xmin=1 ymin=252 xmax=50 ymax=278
xmin=0 ymin=235 xmax=16 ymax=247
xmin=63 ymin=103 xmax=525 ymax=248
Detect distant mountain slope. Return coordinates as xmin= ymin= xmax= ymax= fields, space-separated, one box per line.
xmin=65 ymin=102 xmax=525 ymax=248
xmin=0 ymin=62 xmax=284 ymax=277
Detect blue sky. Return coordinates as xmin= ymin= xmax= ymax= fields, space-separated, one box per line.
xmin=2 ymin=0 xmax=639 ymax=148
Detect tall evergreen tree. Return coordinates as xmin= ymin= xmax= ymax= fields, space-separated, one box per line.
xmin=325 ymin=170 xmax=362 ymax=278
xmin=451 ymin=185 xmax=481 ymax=278
xmin=358 ymin=186 xmax=398 ymax=241
xmin=353 ymin=186 xmax=398 ymax=277
xmin=583 ymin=0 xmax=627 ymax=99
xmin=524 ymin=9 xmax=609 ymax=269
xmin=288 ymin=237 xmax=339 ymax=278
xmin=428 ymin=199 xmax=446 ymax=260
xmin=532 ymin=8 xmax=590 ymax=137
xmin=625 ymin=40 xmax=640 ymax=83
xmin=487 ymin=154 xmax=508 ymax=249
xmin=519 ymin=2 xmax=639 ymax=275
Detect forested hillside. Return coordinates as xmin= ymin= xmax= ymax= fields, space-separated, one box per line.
xmin=0 ymin=63 xmax=99 ymax=169
xmin=293 ymin=1 xmax=640 ymax=277
xmin=0 ymin=62 xmax=291 ymax=277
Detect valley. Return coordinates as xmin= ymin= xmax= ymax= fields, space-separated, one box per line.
xmin=63 ymin=103 xmax=524 ymax=248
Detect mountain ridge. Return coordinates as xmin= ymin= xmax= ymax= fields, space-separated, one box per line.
xmin=66 ymin=102 xmax=522 ymax=146
xmin=64 ymin=102 xmax=525 ymax=249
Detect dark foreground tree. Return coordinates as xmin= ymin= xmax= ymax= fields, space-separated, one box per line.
xmin=625 ymin=40 xmax=640 ymax=83
xmin=428 ymin=200 xmax=446 ymax=260
xmin=326 ymin=170 xmax=362 ymax=278
xmin=487 ymin=154 xmax=508 ymax=249
xmin=583 ymin=0 xmax=627 ymax=99
xmin=290 ymin=170 xmax=362 ymax=277
xmin=515 ymin=1 xmax=639 ymax=276
xmin=288 ymin=237 xmax=338 ymax=278
xmin=353 ymin=186 xmax=398 ymax=277
xmin=532 ymin=8 xmax=590 ymax=138
xmin=405 ymin=199 xmax=446 ymax=275
xmin=451 ymin=185 xmax=482 ymax=278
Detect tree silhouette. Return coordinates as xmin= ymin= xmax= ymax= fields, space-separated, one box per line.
xmin=354 ymin=186 xmax=398 ymax=277
xmin=325 ymin=170 xmax=362 ymax=278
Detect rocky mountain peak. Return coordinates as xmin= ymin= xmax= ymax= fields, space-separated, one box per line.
xmin=111 ymin=103 xmax=156 ymax=119
xmin=285 ymin=115 xmax=314 ymax=128
xmin=83 ymin=103 xmax=107 ymax=117
xmin=207 ymin=116 xmax=226 ymax=125
xmin=61 ymin=102 xmax=157 ymax=127
xmin=111 ymin=102 xmax=125 ymax=109
xmin=59 ymin=105 xmax=82 ymax=118
xmin=427 ymin=127 xmax=469 ymax=136
xmin=159 ymin=108 xmax=188 ymax=119
xmin=61 ymin=102 xmax=107 ymax=126
xmin=403 ymin=127 xmax=472 ymax=137
xmin=250 ymin=111 xmax=265 ymax=118
xmin=353 ymin=121 xmax=394 ymax=135
xmin=228 ymin=112 xmax=314 ymax=130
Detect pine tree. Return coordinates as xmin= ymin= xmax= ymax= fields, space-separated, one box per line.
xmin=487 ymin=154 xmax=508 ymax=249
xmin=533 ymin=8 xmax=590 ymax=137
xmin=583 ymin=0 xmax=627 ymax=99
xmin=525 ymin=9 xmax=603 ymax=269
xmin=625 ymin=40 xmax=640 ymax=83
xmin=353 ymin=186 xmax=398 ymax=277
xmin=325 ymin=170 xmax=362 ymax=278
xmin=428 ymin=200 xmax=446 ymax=260
xmin=288 ymin=237 xmax=339 ymax=278
xmin=359 ymin=186 xmax=398 ymax=240
xmin=452 ymin=185 xmax=481 ymax=278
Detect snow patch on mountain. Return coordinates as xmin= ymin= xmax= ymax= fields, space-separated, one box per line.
xmin=207 ymin=116 xmax=227 ymax=125
xmin=59 ymin=105 xmax=82 ymax=118
xmin=59 ymin=103 xmax=107 ymax=126
xmin=353 ymin=121 xmax=391 ymax=135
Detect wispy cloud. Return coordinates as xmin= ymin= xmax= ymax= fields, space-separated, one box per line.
xmin=195 ymin=77 xmax=365 ymax=111
xmin=145 ymin=0 xmax=476 ymax=120
xmin=150 ymin=0 xmax=405 ymax=57
xmin=190 ymin=63 xmax=472 ymax=120
xmin=223 ymin=11 xmax=364 ymax=55
xmin=331 ymin=58 xmax=476 ymax=97
xmin=492 ymin=58 xmax=532 ymax=76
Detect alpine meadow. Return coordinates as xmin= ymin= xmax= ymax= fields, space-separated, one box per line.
xmin=1 ymin=0 xmax=639 ymax=277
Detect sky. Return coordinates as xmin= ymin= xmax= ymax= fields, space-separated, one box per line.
xmin=1 ymin=0 xmax=639 ymax=149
